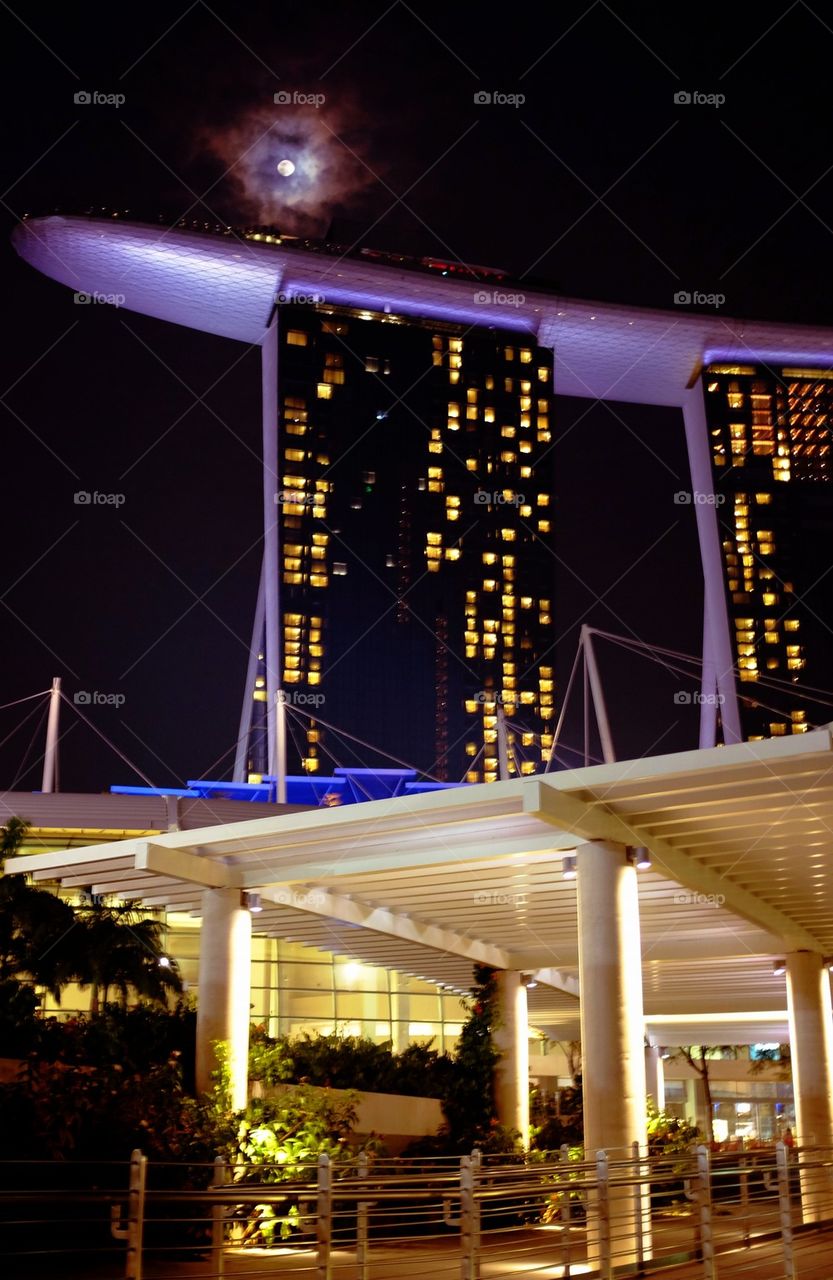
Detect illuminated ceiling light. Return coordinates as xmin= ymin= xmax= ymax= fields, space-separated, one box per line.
xmin=562 ymin=854 xmax=577 ymax=880
xmin=773 ymin=959 xmax=786 ymax=976
xmin=158 ymin=956 xmax=171 ymax=968
xmin=522 ymin=973 xmax=538 ymax=989
xmin=630 ymin=846 xmax=652 ymax=870
xmin=246 ymin=891 xmax=263 ymax=914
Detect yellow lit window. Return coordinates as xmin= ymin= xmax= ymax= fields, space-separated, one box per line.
xmin=286 ymin=330 xmax=308 ymax=346
xmin=501 ymin=528 xmax=516 ymax=541
xmin=520 ymin=349 xmax=532 ymax=363
xmin=317 ymin=383 xmax=333 ymax=399
xmin=538 ymin=520 xmax=551 ymax=533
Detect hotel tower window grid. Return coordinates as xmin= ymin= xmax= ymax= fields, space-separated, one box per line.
xmin=704 ymin=363 xmax=833 ymax=741
xmin=245 ymin=307 xmax=556 ymax=783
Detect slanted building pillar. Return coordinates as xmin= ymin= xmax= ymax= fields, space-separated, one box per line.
xmin=196 ymin=887 xmax=252 ymax=1110
xmin=785 ymin=950 xmax=833 ymax=1221
xmin=493 ymin=970 xmax=530 ymax=1146
xmin=576 ymin=840 xmax=650 ymax=1264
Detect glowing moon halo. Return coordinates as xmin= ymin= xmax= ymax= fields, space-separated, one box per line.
xmin=276 ymin=159 xmax=296 ymax=177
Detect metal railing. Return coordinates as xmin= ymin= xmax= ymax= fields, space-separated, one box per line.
xmin=2 ymin=1142 xmax=833 ymax=1278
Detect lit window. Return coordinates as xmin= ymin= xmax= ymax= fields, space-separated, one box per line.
xmin=333 ymin=563 xmax=347 ymax=576
xmin=317 ymin=383 xmax=332 ymax=399
xmin=286 ymin=330 xmax=308 ymax=346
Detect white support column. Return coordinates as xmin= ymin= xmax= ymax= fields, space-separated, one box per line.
xmin=234 ymin=558 xmax=266 ymax=783
xmin=681 ymin=384 xmax=742 ymax=744
xmin=577 ymin=840 xmax=649 ymax=1265
xmin=698 ymin=595 xmax=719 ymax=750
xmin=41 ymin=676 xmax=61 ymax=793
xmin=261 ymin=316 xmax=283 ymax=793
xmin=493 ymin=970 xmax=530 ymax=1146
xmin=785 ymin=950 xmax=833 ymax=1222
xmin=196 ymin=888 xmax=252 ymax=1111
xmin=645 ymin=1043 xmax=665 ymax=1113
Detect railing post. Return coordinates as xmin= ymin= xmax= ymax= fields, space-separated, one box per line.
xmin=471 ymin=1149 xmax=481 ymax=1280
xmin=125 ymin=1149 xmax=147 ymax=1280
xmin=356 ymin=1152 xmax=369 ymax=1280
xmin=739 ymin=1148 xmax=750 ymax=1248
xmin=560 ymin=1143 xmax=572 ymax=1277
xmin=776 ymin=1142 xmax=797 ymax=1280
xmin=596 ymin=1150 xmax=611 ymax=1280
xmin=695 ymin=1144 xmax=715 ymax=1280
xmin=211 ymin=1156 xmax=227 ymax=1279
xmin=632 ymin=1139 xmax=645 ymax=1269
xmin=460 ymin=1155 xmax=474 ymax=1280
xmin=317 ymin=1153 xmax=331 ymax=1280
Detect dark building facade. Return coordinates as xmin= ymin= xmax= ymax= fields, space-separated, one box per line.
xmin=704 ymin=363 xmax=833 ymax=740
xmin=246 ymin=303 xmax=557 ymax=783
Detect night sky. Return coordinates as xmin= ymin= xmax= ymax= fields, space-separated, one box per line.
xmin=2 ymin=1 xmax=831 ymax=793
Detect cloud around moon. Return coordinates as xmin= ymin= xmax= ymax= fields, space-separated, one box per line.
xmin=200 ymin=99 xmax=378 ymax=234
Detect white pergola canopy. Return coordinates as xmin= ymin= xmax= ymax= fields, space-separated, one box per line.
xmin=10 ymin=729 xmax=833 ymax=1044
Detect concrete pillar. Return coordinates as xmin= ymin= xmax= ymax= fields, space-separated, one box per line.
xmin=786 ymin=951 xmax=833 ymax=1221
xmin=196 ymin=887 xmax=252 ymax=1111
xmin=493 ymin=971 xmax=529 ymax=1145
xmin=645 ymin=1044 xmax=665 ymax=1113
xmin=577 ymin=840 xmax=649 ymax=1264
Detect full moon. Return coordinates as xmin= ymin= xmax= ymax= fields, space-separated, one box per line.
xmin=276 ymin=159 xmax=295 ymax=177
